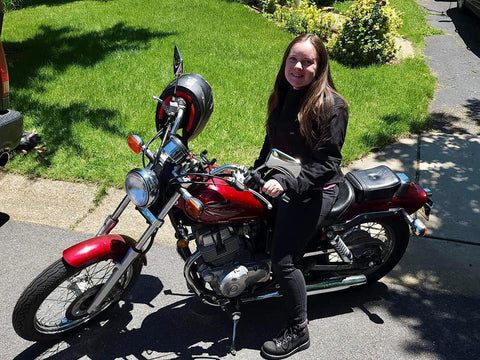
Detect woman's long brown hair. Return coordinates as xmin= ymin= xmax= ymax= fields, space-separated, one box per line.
xmin=267 ymin=34 xmax=347 ymax=148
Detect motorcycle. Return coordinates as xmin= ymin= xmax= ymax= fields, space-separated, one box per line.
xmin=12 ymin=47 xmax=433 ymax=354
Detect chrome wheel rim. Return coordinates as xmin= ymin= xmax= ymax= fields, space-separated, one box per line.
xmin=34 ymin=259 xmax=134 ymax=334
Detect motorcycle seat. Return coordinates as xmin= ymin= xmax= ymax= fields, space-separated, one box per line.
xmin=345 ymin=165 xmax=401 ymax=202
xmin=327 ymin=180 xmax=355 ymax=221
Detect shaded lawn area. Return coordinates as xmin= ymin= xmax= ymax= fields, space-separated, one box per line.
xmin=3 ymin=0 xmax=435 ymax=186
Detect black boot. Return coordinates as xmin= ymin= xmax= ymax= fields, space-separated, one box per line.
xmin=261 ymin=324 xmax=310 ymax=359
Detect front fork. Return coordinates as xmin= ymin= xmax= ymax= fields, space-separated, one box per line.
xmin=86 ymin=192 xmax=181 ymax=314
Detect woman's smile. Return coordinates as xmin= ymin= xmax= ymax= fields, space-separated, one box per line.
xmin=284 ymin=41 xmax=318 ymax=89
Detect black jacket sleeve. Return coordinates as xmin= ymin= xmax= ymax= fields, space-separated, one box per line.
xmin=272 ymin=105 xmax=348 ymax=195
xmin=253 ymin=134 xmax=271 ymax=169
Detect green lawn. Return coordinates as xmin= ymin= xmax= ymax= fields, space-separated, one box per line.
xmin=3 ymin=0 xmax=436 ymax=187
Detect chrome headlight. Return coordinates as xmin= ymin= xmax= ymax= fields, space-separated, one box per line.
xmin=125 ymin=168 xmax=159 ymax=208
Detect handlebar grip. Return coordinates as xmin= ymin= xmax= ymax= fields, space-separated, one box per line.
xmin=245 ymin=171 xmax=290 ymax=203
xmin=258 ymin=178 xmax=290 ymax=203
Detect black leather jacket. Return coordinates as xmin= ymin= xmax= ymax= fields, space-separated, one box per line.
xmin=254 ymin=88 xmax=348 ymax=195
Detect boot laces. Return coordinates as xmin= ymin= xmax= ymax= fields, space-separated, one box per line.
xmin=273 ymin=326 xmax=294 ymax=347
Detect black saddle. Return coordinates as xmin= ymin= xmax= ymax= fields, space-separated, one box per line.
xmin=325 ymin=165 xmax=401 ymax=223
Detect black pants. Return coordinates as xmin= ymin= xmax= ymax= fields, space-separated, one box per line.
xmin=270 ymin=186 xmax=339 ymax=326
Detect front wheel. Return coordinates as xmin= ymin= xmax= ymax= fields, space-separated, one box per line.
xmin=12 ymin=257 xmax=142 ymax=342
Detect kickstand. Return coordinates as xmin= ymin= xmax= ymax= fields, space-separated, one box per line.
xmin=222 ymin=300 xmax=242 ymax=355
xmin=230 ymin=311 xmax=241 ymax=355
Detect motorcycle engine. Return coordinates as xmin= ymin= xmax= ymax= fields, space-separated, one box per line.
xmin=194 ymin=225 xmax=271 ymax=298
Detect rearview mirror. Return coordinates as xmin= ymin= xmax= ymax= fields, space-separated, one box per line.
xmin=173 ymin=46 xmax=183 ymax=77
xmin=265 ymin=149 xmax=301 ymax=178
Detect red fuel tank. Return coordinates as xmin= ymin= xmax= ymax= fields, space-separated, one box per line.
xmin=177 ymin=179 xmax=268 ymax=224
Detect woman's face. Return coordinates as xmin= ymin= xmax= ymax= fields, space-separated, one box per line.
xmin=284 ymin=40 xmax=318 ymax=90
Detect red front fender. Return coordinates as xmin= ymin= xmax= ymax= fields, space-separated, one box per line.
xmin=63 ymin=234 xmax=139 ymax=268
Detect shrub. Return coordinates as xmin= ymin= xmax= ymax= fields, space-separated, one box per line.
xmin=3 ymin=0 xmax=18 ymax=10
xmin=269 ymin=0 xmax=338 ymax=41
xmin=328 ymin=0 xmax=402 ymax=66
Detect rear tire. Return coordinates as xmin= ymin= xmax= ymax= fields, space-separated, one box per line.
xmin=12 ymin=257 xmax=142 ymax=342
xmin=343 ymin=218 xmax=410 ymax=282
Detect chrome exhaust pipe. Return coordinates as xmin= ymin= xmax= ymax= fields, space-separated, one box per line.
xmin=306 ymin=275 xmax=366 ymax=295
xmin=241 ymin=275 xmax=367 ymax=303
xmin=0 ymin=151 xmax=9 ymax=167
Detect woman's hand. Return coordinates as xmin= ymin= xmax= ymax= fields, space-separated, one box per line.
xmin=261 ymin=179 xmax=284 ymax=198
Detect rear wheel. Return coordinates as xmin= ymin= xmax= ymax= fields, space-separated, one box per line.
xmin=12 ymin=257 xmax=142 ymax=342
xmin=334 ymin=218 xmax=410 ymax=282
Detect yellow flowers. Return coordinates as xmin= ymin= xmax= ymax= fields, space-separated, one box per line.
xmin=269 ymin=0 xmax=337 ymax=40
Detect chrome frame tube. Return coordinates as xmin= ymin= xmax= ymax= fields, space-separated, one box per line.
xmin=183 ymin=251 xmax=203 ymax=297
xmin=183 ymin=251 xmax=221 ymax=306
xmin=87 ymin=193 xmax=181 ymax=314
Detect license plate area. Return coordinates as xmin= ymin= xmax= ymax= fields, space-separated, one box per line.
xmin=418 ymin=197 xmax=433 ymax=221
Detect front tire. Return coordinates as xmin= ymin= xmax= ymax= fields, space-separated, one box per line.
xmin=12 ymin=257 xmax=142 ymax=342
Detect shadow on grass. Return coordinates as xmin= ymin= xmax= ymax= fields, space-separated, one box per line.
xmin=359 ymin=113 xmax=431 ymax=152
xmin=12 ymin=0 xmax=111 ymax=9
xmin=4 ymin=22 xmax=174 ymax=160
xmin=12 ymin=93 xmax=124 ymax=161
xmin=5 ymin=22 xmax=174 ymax=91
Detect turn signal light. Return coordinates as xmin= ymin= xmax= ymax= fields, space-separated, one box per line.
xmin=128 ymin=135 xmax=143 ymax=154
xmin=177 ymin=239 xmax=189 ymax=248
xmin=0 ymin=42 xmax=9 ymax=98
xmin=185 ymin=197 xmax=204 ymax=219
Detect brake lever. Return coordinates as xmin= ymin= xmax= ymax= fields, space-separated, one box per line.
xmin=153 ymin=96 xmax=173 ymax=116
xmin=246 ymin=188 xmax=273 ymax=210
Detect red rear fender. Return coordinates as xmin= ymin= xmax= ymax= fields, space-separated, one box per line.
xmin=392 ymin=183 xmax=428 ymax=214
xmin=63 ymin=234 xmax=137 ymax=268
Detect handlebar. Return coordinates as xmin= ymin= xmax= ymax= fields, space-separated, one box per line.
xmin=209 ymin=165 xmax=292 ymax=208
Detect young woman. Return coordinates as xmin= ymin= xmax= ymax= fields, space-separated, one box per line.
xmin=254 ymin=34 xmax=349 ymax=359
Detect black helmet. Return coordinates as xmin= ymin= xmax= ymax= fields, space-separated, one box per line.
xmin=155 ymin=73 xmax=214 ymax=142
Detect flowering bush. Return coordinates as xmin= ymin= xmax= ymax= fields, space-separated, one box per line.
xmin=266 ymin=0 xmax=338 ymax=41
xmin=328 ymin=0 xmax=402 ymax=66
